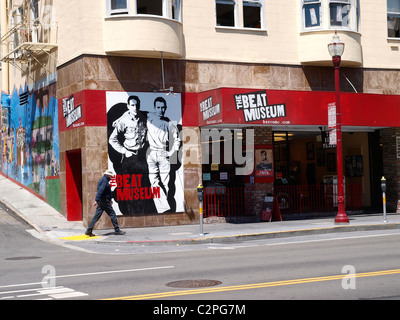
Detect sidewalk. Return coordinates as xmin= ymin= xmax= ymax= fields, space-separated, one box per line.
xmin=1 ymin=175 xmax=400 ymax=246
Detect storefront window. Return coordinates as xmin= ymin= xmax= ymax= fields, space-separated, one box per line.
xmin=303 ymin=0 xmax=321 ymax=28
xmin=216 ymin=0 xmax=237 ymax=27
xmin=388 ymin=0 xmax=400 ymax=38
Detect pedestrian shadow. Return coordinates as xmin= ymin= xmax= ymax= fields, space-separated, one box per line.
xmin=102 ymin=231 xmax=126 ymax=236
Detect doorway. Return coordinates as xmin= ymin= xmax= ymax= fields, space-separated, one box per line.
xmin=65 ymin=149 xmax=82 ymax=221
xmin=273 ymin=130 xmax=366 ymax=214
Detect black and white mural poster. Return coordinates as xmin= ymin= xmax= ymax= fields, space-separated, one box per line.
xmin=106 ymin=91 xmax=184 ymax=215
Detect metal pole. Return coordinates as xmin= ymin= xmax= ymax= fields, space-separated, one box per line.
xmin=383 ymin=191 xmax=387 ymax=223
xmin=333 ymin=55 xmax=349 ymax=224
xmin=199 ymin=199 xmax=204 ymax=236
xmin=197 ymin=184 xmax=205 ymax=236
xmin=381 ymin=177 xmax=388 ymax=223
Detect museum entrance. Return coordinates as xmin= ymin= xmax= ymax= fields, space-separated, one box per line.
xmin=273 ymin=130 xmax=383 ymax=215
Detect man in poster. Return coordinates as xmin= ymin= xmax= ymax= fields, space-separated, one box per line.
xmin=255 ymin=149 xmax=273 ymax=177
xmin=147 ymin=97 xmax=181 ymax=213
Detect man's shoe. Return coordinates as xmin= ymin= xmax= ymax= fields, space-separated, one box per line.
xmin=85 ymin=230 xmax=95 ymax=237
xmin=115 ymin=230 xmax=126 ymax=235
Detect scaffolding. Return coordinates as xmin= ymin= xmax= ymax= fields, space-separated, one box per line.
xmin=0 ymin=0 xmax=58 ymax=78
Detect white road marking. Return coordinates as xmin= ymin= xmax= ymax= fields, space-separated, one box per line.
xmin=45 ymin=265 xmax=175 ymax=280
xmin=1 ymin=286 xmax=87 ymax=300
xmin=0 ymin=265 xmax=175 ymax=299
xmin=38 ymin=287 xmax=75 ymax=295
xmin=0 ymin=265 xmax=174 ymax=290
xmin=49 ymin=291 xmax=88 ymax=299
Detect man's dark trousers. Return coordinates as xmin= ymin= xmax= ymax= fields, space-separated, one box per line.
xmin=88 ymin=200 xmax=120 ymax=231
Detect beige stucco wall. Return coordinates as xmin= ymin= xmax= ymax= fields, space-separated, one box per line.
xmin=360 ymin=1 xmax=400 ymax=69
xmin=52 ymin=0 xmax=400 ymax=69
xmin=1 ymin=0 xmax=399 ymax=93
xmin=182 ymin=0 xmax=299 ymax=64
xmin=54 ymin=0 xmax=105 ymax=66
xmin=103 ymin=16 xmax=183 ymax=58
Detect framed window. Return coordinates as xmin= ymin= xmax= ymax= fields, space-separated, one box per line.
xmin=388 ymin=0 xmax=400 ymax=38
xmin=329 ymin=0 xmax=351 ymax=27
xmin=110 ymin=0 xmax=128 ymax=15
xmin=303 ymin=0 xmax=321 ymax=29
xmin=243 ymin=0 xmax=262 ymax=29
xmin=216 ymin=0 xmax=237 ymax=27
xmin=12 ymin=7 xmax=24 ymax=50
xmin=31 ymin=0 xmax=39 ymax=42
xmin=137 ymin=0 xmax=163 ymax=16
xmin=171 ymin=0 xmax=181 ymax=21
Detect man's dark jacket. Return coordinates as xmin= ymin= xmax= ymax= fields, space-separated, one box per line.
xmin=95 ymin=175 xmax=112 ymax=203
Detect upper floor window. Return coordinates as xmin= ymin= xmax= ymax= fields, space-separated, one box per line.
xmin=110 ymin=0 xmax=128 ymax=15
xmin=137 ymin=0 xmax=163 ymax=16
xmin=171 ymin=0 xmax=181 ymax=20
xmin=329 ymin=0 xmax=351 ymax=27
xmin=243 ymin=1 xmax=262 ymax=29
xmin=388 ymin=0 xmax=400 ymax=38
xmin=216 ymin=0 xmax=265 ymax=29
xmin=12 ymin=7 xmax=24 ymax=50
xmin=303 ymin=0 xmax=321 ymax=29
xmin=31 ymin=0 xmax=39 ymax=42
xmin=106 ymin=0 xmax=181 ymax=21
xmin=216 ymin=0 xmax=237 ymax=27
xmin=302 ymin=0 xmax=358 ymax=32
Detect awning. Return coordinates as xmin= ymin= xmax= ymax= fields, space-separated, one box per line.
xmin=193 ymin=88 xmax=400 ymax=129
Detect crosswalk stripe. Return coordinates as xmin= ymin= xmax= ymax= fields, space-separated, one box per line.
xmin=0 ymin=286 xmax=88 ymax=300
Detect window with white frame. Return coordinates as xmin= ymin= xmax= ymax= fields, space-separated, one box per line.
xmin=216 ymin=0 xmax=237 ymax=27
xmin=110 ymin=0 xmax=128 ymax=15
xmin=388 ymin=0 xmax=400 ymax=38
xmin=171 ymin=0 xmax=181 ymax=20
xmin=243 ymin=0 xmax=262 ymax=29
xmin=137 ymin=0 xmax=163 ymax=16
xmin=31 ymin=0 xmax=39 ymax=42
xmin=303 ymin=0 xmax=321 ymax=29
xmin=12 ymin=7 xmax=24 ymax=50
xmin=106 ymin=0 xmax=181 ymax=21
xmin=329 ymin=0 xmax=351 ymax=27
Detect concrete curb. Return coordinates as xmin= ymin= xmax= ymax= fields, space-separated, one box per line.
xmin=87 ymin=222 xmax=400 ymax=246
xmin=0 ymin=199 xmax=45 ymax=235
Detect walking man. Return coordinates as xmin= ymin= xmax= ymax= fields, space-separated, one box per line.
xmin=85 ymin=169 xmax=126 ymax=236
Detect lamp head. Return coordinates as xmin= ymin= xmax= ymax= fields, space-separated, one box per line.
xmin=328 ymin=31 xmax=345 ymax=58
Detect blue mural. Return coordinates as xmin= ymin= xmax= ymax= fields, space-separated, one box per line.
xmin=1 ymin=86 xmax=60 ymax=198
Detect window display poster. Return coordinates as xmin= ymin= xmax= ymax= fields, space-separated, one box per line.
xmin=255 ymin=146 xmax=274 ymax=177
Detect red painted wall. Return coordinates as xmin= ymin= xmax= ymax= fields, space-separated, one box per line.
xmin=58 ymin=89 xmax=400 ymax=132
xmin=65 ymin=150 xmax=82 ymax=221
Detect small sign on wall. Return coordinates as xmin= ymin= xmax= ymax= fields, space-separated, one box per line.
xmin=397 ymin=136 xmax=400 ymax=159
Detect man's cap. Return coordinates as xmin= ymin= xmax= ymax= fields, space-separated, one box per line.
xmin=104 ymin=169 xmax=114 ymax=176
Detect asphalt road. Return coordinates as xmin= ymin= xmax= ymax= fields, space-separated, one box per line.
xmin=1 ymin=206 xmax=400 ymax=307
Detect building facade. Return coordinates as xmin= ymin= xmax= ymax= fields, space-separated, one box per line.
xmin=1 ymin=0 xmax=400 ymax=229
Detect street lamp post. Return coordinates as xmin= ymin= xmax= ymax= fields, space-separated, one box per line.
xmin=328 ymin=32 xmax=349 ymax=224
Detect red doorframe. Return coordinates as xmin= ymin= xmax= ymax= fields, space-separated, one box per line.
xmin=65 ymin=149 xmax=83 ymax=221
